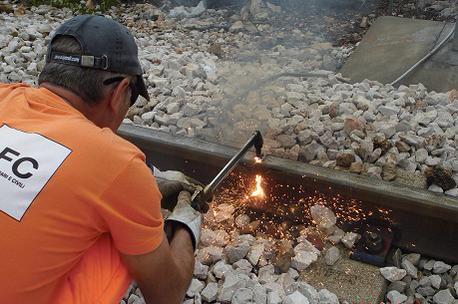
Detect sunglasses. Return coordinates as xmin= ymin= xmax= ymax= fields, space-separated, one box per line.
xmin=103 ymin=76 xmax=139 ymax=106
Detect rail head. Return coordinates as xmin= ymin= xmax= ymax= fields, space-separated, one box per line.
xmin=118 ymin=124 xmax=458 ymax=223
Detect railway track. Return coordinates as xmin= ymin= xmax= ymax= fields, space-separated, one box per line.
xmin=119 ymin=123 xmax=458 ymax=264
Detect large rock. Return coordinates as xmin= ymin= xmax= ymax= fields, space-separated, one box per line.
xmin=267 ymin=291 xmax=282 ymax=304
xmin=403 ymin=253 xmax=421 ymax=266
xmin=277 ymin=134 xmax=297 ymax=148
xmin=235 ymin=214 xmax=251 ymax=229
xmin=416 ymin=286 xmax=435 ymax=297
xmin=387 ymin=290 xmax=407 ymax=304
xmin=253 ymin=284 xmax=267 ymax=304
xmin=433 ymin=261 xmax=451 ymax=274
xmin=196 ymin=246 xmax=223 ymax=265
xmin=259 ymin=264 xmax=277 ymax=284
xmin=341 ymin=232 xmax=360 ymax=249
xmin=193 ymin=261 xmax=209 ymax=280
xmin=218 ymin=272 xmax=248 ymax=302
xmin=423 ymin=260 xmax=435 ymax=271
xmin=232 ymin=288 xmax=254 ymax=304
xmin=296 ymin=282 xmax=319 ymax=304
xmin=344 ymin=116 xmax=365 ymax=134
xmin=186 ymin=278 xmax=205 ymax=297
xmin=230 ymin=21 xmax=245 ymax=32
xmin=182 ymin=103 xmax=202 ymax=116
xmin=169 ymin=1 xmax=206 ymax=18
xmin=294 ymin=240 xmax=320 ymax=256
xmin=224 ymin=241 xmax=251 ymax=264
xmin=247 ymin=243 xmax=265 ymax=266
xmin=288 ymin=268 xmax=299 ymax=280
xmin=291 ymin=251 xmax=318 ymax=271
xmin=212 ymin=260 xmax=232 ymax=279
xmin=432 ymin=289 xmax=455 ymax=304
xmin=327 ymin=227 xmax=345 ymax=244
xmin=415 ymin=148 xmax=428 ymax=163
xmin=234 ymin=259 xmax=253 ymax=275
xmin=401 ymin=259 xmax=418 ymax=279
xmin=428 ymin=274 xmax=441 ymax=289
xmin=213 ymin=203 xmax=235 ymax=223
xmin=283 ymin=291 xmax=310 ymax=304
xmin=324 ymin=246 xmax=340 ymax=266
xmin=166 ymin=102 xmax=180 ymax=114
xmin=200 ymin=228 xmax=229 ymax=247
xmin=336 ymin=152 xmax=356 ymax=168
xmin=419 ymin=276 xmax=431 ymax=287
xmin=176 ymin=117 xmax=206 ymax=129
xmin=318 ymin=289 xmax=339 ymax=304
xmin=299 ymin=141 xmax=322 ymax=162
xmin=201 ymin=282 xmax=218 ymax=302
xmin=388 ymin=281 xmax=407 ymax=293
xmin=400 ymin=134 xmax=423 ymax=148
xmin=276 ymin=273 xmax=296 ymax=295
xmin=378 ymin=105 xmax=399 ymax=117
xmin=37 ymin=24 xmax=52 ymax=34
xmin=380 ymin=267 xmax=407 ymax=282
xmin=310 ymin=205 xmax=336 ymax=230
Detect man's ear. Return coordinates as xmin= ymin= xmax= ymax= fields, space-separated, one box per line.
xmin=107 ymin=77 xmax=130 ymax=114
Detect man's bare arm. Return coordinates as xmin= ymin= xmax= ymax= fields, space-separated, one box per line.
xmin=121 ymin=228 xmax=194 ymax=304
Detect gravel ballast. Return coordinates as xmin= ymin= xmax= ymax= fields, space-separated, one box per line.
xmin=1 ymin=2 xmax=458 ymax=303
xmin=1 ymin=2 xmax=458 ymax=197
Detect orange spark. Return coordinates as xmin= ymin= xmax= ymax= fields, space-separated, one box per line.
xmin=251 ymin=175 xmax=265 ymax=198
xmin=254 ymin=156 xmax=262 ymax=164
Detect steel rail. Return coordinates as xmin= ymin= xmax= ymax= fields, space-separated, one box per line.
xmin=118 ymin=124 xmax=458 ymax=262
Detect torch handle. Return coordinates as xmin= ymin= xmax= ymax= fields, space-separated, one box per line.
xmin=191 ymin=131 xmax=263 ymax=212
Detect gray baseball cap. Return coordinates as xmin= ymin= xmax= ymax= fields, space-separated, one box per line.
xmin=46 ymin=14 xmax=150 ymax=101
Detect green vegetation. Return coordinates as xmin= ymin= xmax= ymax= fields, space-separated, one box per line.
xmin=27 ymin=0 xmax=120 ymax=13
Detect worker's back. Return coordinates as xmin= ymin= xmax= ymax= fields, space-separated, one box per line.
xmin=0 ymin=83 xmax=163 ymax=303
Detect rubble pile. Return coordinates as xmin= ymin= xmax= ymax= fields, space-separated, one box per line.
xmin=120 ymin=201 xmax=360 ymax=304
xmin=381 ymin=249 xmax=458 ymax=304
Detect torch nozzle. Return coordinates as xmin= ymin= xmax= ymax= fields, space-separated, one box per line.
xmin=191 ymin=130 xmax=264 ymax=212
xmin=253 ymin=130 xmax=263 ymax=159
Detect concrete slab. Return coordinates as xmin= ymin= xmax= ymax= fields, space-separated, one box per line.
xmin=300 ymin=246 xmax=386 ymax=303
xmin=340 ymin=16 xmax=458 ymax=92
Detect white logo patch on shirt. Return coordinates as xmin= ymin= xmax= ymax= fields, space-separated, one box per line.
xmin=0 ymin=125 xmax=72 ymax=221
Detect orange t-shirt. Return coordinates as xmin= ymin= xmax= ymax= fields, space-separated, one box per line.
xmin=0 ymin=83 xmax=164 ymax=303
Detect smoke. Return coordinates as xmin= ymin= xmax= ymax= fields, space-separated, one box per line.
xmin=164 ymin=0 xmax=371 ymax=153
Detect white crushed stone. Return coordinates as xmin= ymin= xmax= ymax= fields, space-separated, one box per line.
xmin=2 ymin=1 xmax=458 ymax=198
xmin=380 ymin=267 xmax=407 ymax=282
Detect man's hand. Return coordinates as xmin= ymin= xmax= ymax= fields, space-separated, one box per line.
xmin=165 ymin=191 xmax=202 ymax=250
xmin=153 ymin=168 xmax=210 ymax=213
xmin=156 ymin=178 xmax=185 ymax=210
xmin=153 ymin=168 xmax=204 ymax=189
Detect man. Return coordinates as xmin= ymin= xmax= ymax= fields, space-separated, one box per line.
xmin=0 ymin=15 xmax=202 ymax=303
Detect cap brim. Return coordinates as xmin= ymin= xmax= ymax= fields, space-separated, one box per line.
xmin=136 ymin=75 xmax=151 ymax=101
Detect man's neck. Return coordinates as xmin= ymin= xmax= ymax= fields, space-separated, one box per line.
xmin=39 ymin=83 xmax=106 ymax=128
xmin=40 ymin=83 xmax=86 ymax=109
